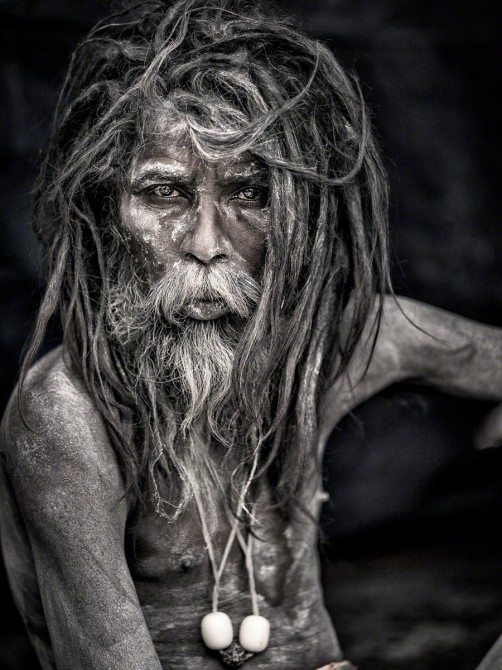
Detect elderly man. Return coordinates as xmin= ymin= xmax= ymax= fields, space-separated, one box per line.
xmin=1 ymin=1 xmax=501 ymax=669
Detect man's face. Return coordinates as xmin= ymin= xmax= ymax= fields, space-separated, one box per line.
xmin=119 ymin=112 xmax=269 ymax=321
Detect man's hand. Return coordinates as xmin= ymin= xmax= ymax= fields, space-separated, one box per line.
xmin=474 ymin=402 xmax=502 ymax=450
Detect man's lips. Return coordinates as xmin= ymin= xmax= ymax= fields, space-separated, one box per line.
xmin=181 ymin=299 xmax=229 ymax=320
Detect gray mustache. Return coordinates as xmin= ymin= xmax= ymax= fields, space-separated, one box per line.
xmin=148 ymin=264 xmax=262 ymax=322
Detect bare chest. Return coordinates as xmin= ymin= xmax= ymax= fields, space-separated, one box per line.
xmin=125 ymin=478 xmax=322 ymax=604
xmin=124 ymin=476 xmax=340 ymax=668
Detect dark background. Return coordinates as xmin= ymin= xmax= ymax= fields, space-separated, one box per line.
xmin=0 ymin=1 xmax=501 ymax=668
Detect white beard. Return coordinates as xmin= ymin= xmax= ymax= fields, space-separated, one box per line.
xmin=106 ymin=261 xmax=261 ymax=436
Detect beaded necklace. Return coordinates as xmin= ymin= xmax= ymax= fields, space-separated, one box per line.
xmin=192 ymin=450 xmax=270 ymax=667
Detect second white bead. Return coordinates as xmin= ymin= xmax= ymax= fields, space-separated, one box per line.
xmin=239 ymin=614 xmax=270 ymax=653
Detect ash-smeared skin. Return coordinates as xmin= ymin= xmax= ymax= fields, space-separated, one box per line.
xmin=2 ymin=298 xmax=502 ymax=669
xmin=0 ymin=349 xmax=341 ymax=670
xmin=120 ymin=112 xmax=269 ymax=301
xmin=127 ymin=469 xmax=341 ymax=669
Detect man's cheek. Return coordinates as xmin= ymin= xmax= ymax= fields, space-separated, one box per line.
xmin=226 ymin=225 xmax=267 ymax=278
xmin=124 ymin=230 xmax=169 ymax=281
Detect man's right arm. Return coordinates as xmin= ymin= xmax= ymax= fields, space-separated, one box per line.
xmin=0 ymin=353 xmax=162 ymax=670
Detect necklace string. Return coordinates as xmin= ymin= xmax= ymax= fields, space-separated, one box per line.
xmin=192 ymin=449 xmax=260 ymax=615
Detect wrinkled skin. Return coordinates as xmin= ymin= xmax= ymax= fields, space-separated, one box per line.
xmin=1 ymin=124 xmax=502 ymax=670
xmin=120 ymin=115 xmax=269 ymax=292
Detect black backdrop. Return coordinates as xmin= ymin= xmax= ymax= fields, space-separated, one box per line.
xmin=1 ymin=1 xmax=501 ymax=668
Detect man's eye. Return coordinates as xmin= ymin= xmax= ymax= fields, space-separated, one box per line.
xmin=234 ymin=187 xmax=266 ymax=202
xmin=149 ymin=184 xmax=181 ymax=198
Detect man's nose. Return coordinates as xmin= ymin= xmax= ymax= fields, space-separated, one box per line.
xmin=180 ymin=200 xmax=228 ymax=265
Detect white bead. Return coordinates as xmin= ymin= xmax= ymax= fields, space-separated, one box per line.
xmin=238 ymin=614 xmax=270 ymax=653
xmin=201 ymin=612 xmax=233 ymax=650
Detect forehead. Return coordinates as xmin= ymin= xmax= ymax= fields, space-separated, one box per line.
xmin=131 ymin=109 xmax=266 ymax=180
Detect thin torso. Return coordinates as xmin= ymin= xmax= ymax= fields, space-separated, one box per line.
xmin=126 ymin=468 xmax=341 ymax=668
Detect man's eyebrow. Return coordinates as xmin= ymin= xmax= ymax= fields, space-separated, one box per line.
xmin=129 ymin=165 xmax=269 ymax=187
xmin=219 ymin=169 xmax=269 ymax=185
xmin=130 ymin=167 xmax=194 ymax=186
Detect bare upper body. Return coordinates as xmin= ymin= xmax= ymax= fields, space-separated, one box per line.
xmin=9 ymin=3 xmax=502 ymax=667
xmin=1 ymin=295 xmax=502 ymax=670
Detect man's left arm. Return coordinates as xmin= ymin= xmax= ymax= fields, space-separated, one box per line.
xmin=321 ymin=295 xmax=502 ymax=445
xmin=383 ymin=295 xmax=502 ymax=447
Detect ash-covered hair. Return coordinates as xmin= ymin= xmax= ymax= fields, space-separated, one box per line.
xmin=23 ymin=0 xmax=390 ymax=518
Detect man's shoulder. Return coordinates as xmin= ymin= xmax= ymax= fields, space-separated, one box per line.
xmin=20 ymin=345 xmax=88 ymax=395
xmin=338 ymin=294 xmax=403 ymax=370
xmin=321 ymin=295 xmax=415 ymax=432
xmin=342 ymin=294 xmax=427 ymax=370
xmin=2 ymin=346 xmax=96 ymax=436
xmin=337 ymin=293 xmax=480 ymax=391
xmin=1 ymin=346 xmax=115 ymax=475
